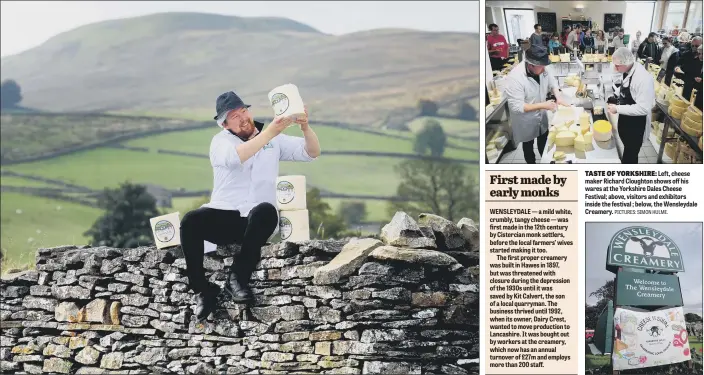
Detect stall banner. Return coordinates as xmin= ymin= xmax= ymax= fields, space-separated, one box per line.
xmin=612 ymin=306 xmax=691 ymax=371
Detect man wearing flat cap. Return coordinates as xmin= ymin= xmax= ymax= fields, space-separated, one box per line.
xmin=504 ymin=45 xmax=569 ymax=163
xmin=180 ymin=90 xmax=321 ymax=322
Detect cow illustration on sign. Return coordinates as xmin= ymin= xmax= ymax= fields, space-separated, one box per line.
xmin=648 ymin=326 xmax=662 ymax=337
xmin=629 ymin=236 xmax=666 ymax=257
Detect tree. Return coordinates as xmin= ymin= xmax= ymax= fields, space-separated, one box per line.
xmin=307 ymin=188 xmax=346 ymax=239
xmin=0 ymin=80 xmax=22 ymax=108
xmin=337 ymin=201 xmax=367 ymax=225
xmin=585 ymin=279 xmax=615 ymax=329
xmin=685 ymin=313 xmax=703 ymax=323
xmin=457 ymin=101 xmax=478 ymax=120
xmin=417 ymin=99 xmax=438 ymax=117
xmin=413 ymin=119 xmax=447 ymax=157
xmin=85 ymin=182 xmax=161 ymax=248
xmin=387 ymin=159 xmax=479 ymax=222
xmin=589 ymin=279 xmax=615 ymax=302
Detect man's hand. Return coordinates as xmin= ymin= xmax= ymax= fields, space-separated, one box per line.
xmin=675 ymin=66 xmax=683 ymax=74
xmin=608 ymin=104 xmax=618 ymax=114
xmin=556 ymin=97 xmax=571 ymax=107
xmin=543 ymin=101 xmax=558 ymax=111
xmin=269 ymin=116 xmax=294 ymax=135
xmin=296 ymin=106 xmax=310 ymax=131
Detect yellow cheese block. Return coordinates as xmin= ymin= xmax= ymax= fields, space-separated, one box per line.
xmin=682 ymin=118 xmax=704 ymax=137
xmin=669 ymin=106 xmax=686 ymax=120
xmin=669 ymin=97 xmax=688 ymax=110
xmin=553 ymin=151 xmax=566 ymax=160
xmin=684 ymin=109 xmax=703 ymax=124
xmin=593 ymin=120 xmax=613 ymax=142
xmin=555 ymin=131 xmax=575 ymax=146
xmin=574 ymin=133 xmax=589 ymax=151
xmin=549 ymin=55 xmax=561 ymax=63
xmin=583 ymin=131 xmax=593 ymax=144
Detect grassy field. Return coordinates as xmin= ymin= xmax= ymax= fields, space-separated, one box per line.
xmin=1 ymin=193 xmax=101 ymax=268
xmin=407 ymin=116 xmax=480 ymax=139
xmin=0 ymin=176 xmax=54 ymax=188
xmin=3 ymin=148 xmax=405 ymax=196
xmin=122 ymin=123 xmax=477 ymax=160
xmin=0 ymin=113 xmax=201 ymax=162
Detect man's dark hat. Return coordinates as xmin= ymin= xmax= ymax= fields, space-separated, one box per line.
xmin=214 ymin=91 xmax=251 ymax=120
xmin=525 ymin=45 xmax=550 ymax=66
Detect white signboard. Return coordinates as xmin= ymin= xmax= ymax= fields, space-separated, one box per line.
xmin=612 ymin=306 xmax=691 ymax=371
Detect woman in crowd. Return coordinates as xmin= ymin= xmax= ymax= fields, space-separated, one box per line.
xmin=595 ymin=30 xmax=608 ymax=53
xmin=631 ymin=31 xmax=642 ymax=55
xmin=581 ymin=28 xmax=595 ymax=52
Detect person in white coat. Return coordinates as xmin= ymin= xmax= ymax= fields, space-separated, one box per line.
xmin=504 ymin=46 xmax=570 ymax=163
xmin=607 ymin=47 xmax=655 ymax=164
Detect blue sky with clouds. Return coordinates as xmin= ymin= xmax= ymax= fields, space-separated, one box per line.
xmin=585 ymin=222 xmax=703 ymax=316
xmin=0 ymin=1 xmax=479 ymax=57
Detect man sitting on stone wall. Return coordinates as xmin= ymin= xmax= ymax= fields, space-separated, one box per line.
xmin=180 ymin=90 xmax=320 ymax=322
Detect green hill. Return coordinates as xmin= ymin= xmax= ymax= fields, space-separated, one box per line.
xmin=1 ymin=12 xmax=479 ymax=126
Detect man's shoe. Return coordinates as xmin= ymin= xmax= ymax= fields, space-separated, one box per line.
xmin=223 ymin=272 xmax=253 ymax=303
xmin=194 ymin=283 xmax=220 ymax=322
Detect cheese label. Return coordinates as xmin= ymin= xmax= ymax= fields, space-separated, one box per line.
xmin=276 ymin=181 xmax=295 ymax=204
xmin=279 ymin=217 xmax=293 ymax=240
xmin=154 ymin=220 xmax=176 ymax=243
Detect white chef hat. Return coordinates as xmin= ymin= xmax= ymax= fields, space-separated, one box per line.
xmin=612 ymin=47 xmax=635 ymax=66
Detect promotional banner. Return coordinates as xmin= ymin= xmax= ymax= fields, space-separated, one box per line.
xmin=612 ymin=306 xmax=692 ymax=371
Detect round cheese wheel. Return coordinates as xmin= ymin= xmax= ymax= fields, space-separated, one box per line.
xmin=593 ymin=120 xmax=613 ymax=142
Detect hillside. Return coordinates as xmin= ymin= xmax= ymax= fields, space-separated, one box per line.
xmin=0 ymin=12 xmax=479 ymax=126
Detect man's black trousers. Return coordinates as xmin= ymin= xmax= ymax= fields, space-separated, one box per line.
xmin=180 ymin=202 xmax=278 ymax=293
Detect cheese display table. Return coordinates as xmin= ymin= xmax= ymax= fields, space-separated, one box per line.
xmin=540 ymin=106 xmax=621 ymax=163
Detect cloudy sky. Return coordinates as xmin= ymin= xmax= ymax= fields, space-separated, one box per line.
xmin=0 ymin=1 xmax=479 ymax=57
xmin=585 ymin=222 xmax=703 ymax=315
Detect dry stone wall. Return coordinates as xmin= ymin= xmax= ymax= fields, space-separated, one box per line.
xmin=0 ymin=212 xmax=479 ymax=374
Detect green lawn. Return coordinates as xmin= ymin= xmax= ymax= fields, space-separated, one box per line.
xmin=122 ymin=123 xmax=476 ymax=160
xmin=4 ymin=148 xmax=403 ymax=196
xmin=1 ymin=192 xmax=101 ymax=268
xmin=585 ymin=354 xmax=610 ymax=370
xmin=0 ymin=176 xmax=54 ymax=188
xmin=407 ymin=116 xmax=480 ymax=139
xmin=691 ymin=336 xmax=703 ymax=354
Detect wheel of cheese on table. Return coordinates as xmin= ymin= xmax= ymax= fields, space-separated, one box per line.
xmin=669 ymin=106 xmax=686 ymax=120
xmin=682 ymin=117 xmax=704 ymax=137
xmin=276 ymin=175 xmax=307 ymax=211
xmin=593 ymin=120 xmax=613 ymax=142
xmin=150 ymin=212 xmax=181 ymax=249
xmin=279 ymin=210 xmax=310 ymax=242
xmin=684 ymin=107 xmax=703 ymax=123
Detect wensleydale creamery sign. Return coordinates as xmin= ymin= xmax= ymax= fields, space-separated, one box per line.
xmin=606 ymin=226 xmax=684 ymax=273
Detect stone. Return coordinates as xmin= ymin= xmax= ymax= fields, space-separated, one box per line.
xmin=23 ymin=363 xmax=44 ymax=374
xmin=43 ymin=357 xmax=73 ymax=373
xmin=150 ymin=319 xmax=179 ymax=333
xmin=261 ymin=352 xmax=294 ymax=362
xmin=305 ymin=286 xmax=341 ymax=299
xmin=371 ymin=287 xmax=411 ymax=301
xmin=418 ymin=213 xmax=468 ymax=251
xmin=251 ymin=306 xmax=282 ymax=324
xmin=43 ymin=343 xmax=71 ymax=358
xmin=215 ymin=345 xmax=246 ymax=356
xmin=133 ymin=347 xmax=168 ymax=365
xmin=115 ymin=272 xmax=145 ymax=286
xmin=0 ymin=361 xmax=19 ymax=372
xmin=100 ymin=352 xmax=124 ymax=369
xmin=360 ymin=329 xmax=407 ymax=343
xmin=380 ymin=212 xmax=436 ymax=249
xmin=110 ymin=302 xmax=122 ymax=325
xmin=281 ymin=332 xmax=308 ymax=341
xmin=308 ymin=307 xmax=342 ymax=323
xmin=411 ymin=292 xmax=448 ymax=307
xmin=357 ymin=262 xmax=393 ymax=276
xmin=331 ymin=341 xmax=376 ymax=355
xmin=51 ymin=285 xmax=92 ymax=300
xmin=76 ymin=367 xmax=106 ymax=375
xmin=22 ymin=296 xmax=58 ymax=312
xmin=84 ymin=299 xmax=111 ymax=323
xmin=314 ymin=342 xmax=331 ymax=356
xmin=280 ymin=305 xmax=306 ymax=321
xmin=168 ymin=348 xmax=199 ymax=359
xmin=29 ymin=285 xmax=52 ymax=296
xmin=313 ymin=238 xmax=382 ymax=285
xmin=118 ymin=294 xmax=150 ymax=307
xmin=363 ymin=361 xmax=421 ymax=374
xmin=75 ymin=346 xmax=101 ymax=365
xmin=55 ymin=302 xmax=82 ymax=322
xmin=370 ymin=246 xmax=458 ymax=267
xmin=457 ymin=218 xmax=479 ymax=251
xmin=1 ymin=286 xmax=29 ymax=298
xmin=122 ymin=315 xmax=150 ymax=327
xmin=309 ymin=331 xmax=342 ymax=341
xmin=186 ymin=362 xmax=217 ymax=374
xmin=443 ymin=293 xmax=478 ymax=325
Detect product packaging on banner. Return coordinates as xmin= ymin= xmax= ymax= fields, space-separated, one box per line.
xmin=276 ymin=175 xmax=310 ymax=242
